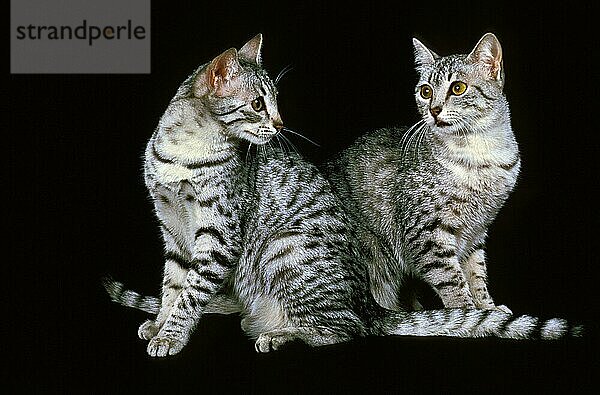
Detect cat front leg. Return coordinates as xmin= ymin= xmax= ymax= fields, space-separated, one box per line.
xmin=147 ymin=260 xmax=232 ymax=357
xmin=140 ymin=184 xmax=190 ymax=340
xmin=461 ymin=243 xmax=510 ymax=313
xmin=411 ymin=223 xmax=475 ymax=308
xmin=138 ymin=249 xmax=190 ymax=340
xmin=141 ymin=292 xmax=239 ymax=339
xmin=147 ymin=218 xmax=236 ymax=356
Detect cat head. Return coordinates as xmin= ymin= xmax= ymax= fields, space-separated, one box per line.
xmin=189 ymin=34 xmax=283 ymax=145
xmin=412 ymin=33 xmax=506 ymax=135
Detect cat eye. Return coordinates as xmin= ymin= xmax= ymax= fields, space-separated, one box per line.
xmin=251 ymin=97 xmax=265 ymax=112
xmin=450 ymin=81 xmax=467 ymax=96
xmin=419 ymin=85 xmax=433 ymax=99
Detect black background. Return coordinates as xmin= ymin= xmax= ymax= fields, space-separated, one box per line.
xmin=9 ymin=1 xmax=598 ymax=393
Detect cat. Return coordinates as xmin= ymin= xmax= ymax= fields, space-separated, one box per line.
xmin=104 ymin=34 xmax=580 ymax=357
xmin=325 ymin=33 xmax=521 ymax=312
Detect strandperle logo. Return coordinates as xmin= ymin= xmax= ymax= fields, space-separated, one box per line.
xmin=11 ymin=0 xmax=150 ymax=74
xmin=15 ymin=19 xmax=147 ymax=46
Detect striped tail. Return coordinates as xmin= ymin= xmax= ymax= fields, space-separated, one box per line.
xmin=102 ymin=276 xmax=161 ymax=314
xmin=378 ymin=308 xmax=583 ymax=340
xmin=101 ymin=276 xmax=242 ymax=315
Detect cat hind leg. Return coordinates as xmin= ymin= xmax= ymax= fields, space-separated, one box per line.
xmin=138 ymin=320 xmax=160 ymax=340
xmin=254 ymin=327 xmax=347 ymax=353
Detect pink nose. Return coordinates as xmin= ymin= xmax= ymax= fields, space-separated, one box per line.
xmin=430 ymin=106 xmax=442 ymax=117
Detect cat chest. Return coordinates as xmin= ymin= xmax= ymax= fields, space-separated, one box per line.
xmin=420 ymin=163 xmax=515 ymax=236
xmin=442 ymin=176 xmax=509 ymax=224
xmin=445 ymin=161 xmax=517 ymax=194
xmin=149 ymin=159 xmax=198 ymax=184
xmin=437 ymin=173 xmax=512 ymax=246
xmin=150 ymin=172 xmax=243 ymax=249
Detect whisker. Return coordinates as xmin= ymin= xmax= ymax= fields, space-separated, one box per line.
xmin=282 ymin=127 xmax=320 ymax=147
xmin=401 ymin=121 xmax=425 ymax=164
xmin=275 ymin=64 xmax=294 ymax=85
xmin=399 ymin=122 xmax=418 ymax=147
xmin=410 ymin=123 xmax=427 ymax=160
xmin=404 ymin=124 xmax=422 ymax=162
xmin=269 ymin=135 xmax=287 ymax=158
xmin=279 ymin=133 xmax=300 ymax=156
xmin=245 ymin=142 xmax=253 ymax=164
xmin=282 ymin=137 xmax=295 ymax=156
xmin=274 ymin=133 xmax=286 ymax=156
xmin=277 ymin=133 xmax=292 ymax=155
xmin=400 ymin=120 xmax=425 ymax=154
xmin=414 ymin=126 xmax=429 ymax=164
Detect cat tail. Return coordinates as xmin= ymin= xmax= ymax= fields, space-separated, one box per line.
xmin=102 ymin=276 xmax=161 ymax=314
xmin=377 ymin=308 xmax=584 ymax=340
xmin=101 ymin=276 xmax=242 ymax=315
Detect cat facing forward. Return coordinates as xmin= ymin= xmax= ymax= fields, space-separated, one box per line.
xmin=326 ymin=33 xmax=520 ymax=312
xmin=104 ymin=34 xmax=579 ymax=357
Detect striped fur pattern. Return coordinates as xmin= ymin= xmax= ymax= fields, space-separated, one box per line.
xmin=104 ymin=35 xmax=579 ymax=357
xmin=326 ymin=34 xmax=521 ymax=311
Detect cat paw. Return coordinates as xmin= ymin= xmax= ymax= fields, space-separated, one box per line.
xmin=495 ymin=305 xmax=513 ymax=314
xmin=147 ymin=336 xmax=186 ymax=357
xmin=138 ymin=320 xmax=159 ymax=340
xmin=254 ymin=330 xmax=295 ymax=353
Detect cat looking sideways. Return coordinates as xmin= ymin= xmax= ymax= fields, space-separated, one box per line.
xmin=104 ymin=34 xmax=581 ymax=357
xmin=326 ymin=33 xmax=521 ymax=312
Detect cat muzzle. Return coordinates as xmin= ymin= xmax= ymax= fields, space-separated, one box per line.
xmin=435 ymin=119 xmax=451 ymax=127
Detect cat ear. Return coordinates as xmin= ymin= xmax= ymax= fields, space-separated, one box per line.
xmin=205 ymin=48 xmax=241 ymax=95
xmin=239 ymin=33 xmax=263 ymax=66
xmin=412 ymin=38 xmax=439 ymax=71
xmin=467 ymin=33 xmax=503 ymax=81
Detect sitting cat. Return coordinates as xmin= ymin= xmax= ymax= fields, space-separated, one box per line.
xmin=325 ymin=33 xmax=520 ymax=312
xmin=104 ymin=34 xmax=579 ymax=357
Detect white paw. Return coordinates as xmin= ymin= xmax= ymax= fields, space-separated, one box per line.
xmin=254 ymin=331 xmax=292 ymax=353
xmin=147 ymin=336 xmax=186 ymax=357
xmin=138 ymin=320 xmax=159 ymax=340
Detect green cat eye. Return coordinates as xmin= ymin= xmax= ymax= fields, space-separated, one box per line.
xmin=450 ymin=81 xmax=467 ymax=96
xmin=419 ymin=85 xmax=433 ymax=99
xmin=251 ymin=97 xmax=265 ymax=112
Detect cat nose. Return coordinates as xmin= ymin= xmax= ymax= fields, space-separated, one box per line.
xmin=272 ymin=115 xmax=284 ymax=131
xmin=429 ymin=106 xmax=442 ymax=117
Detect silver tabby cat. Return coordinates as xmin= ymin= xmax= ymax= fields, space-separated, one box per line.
xmin=104 ymin=34 xmax=580 ymax=357
xmin=326 ymin=33 xmax=521 ymax=312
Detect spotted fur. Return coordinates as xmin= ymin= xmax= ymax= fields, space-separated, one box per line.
xmin=104 ymin=34 xmax=581 ymax=357
xmin=325 ymin=33 xmax=521 ymax=311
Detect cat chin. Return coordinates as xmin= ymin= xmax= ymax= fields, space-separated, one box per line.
xmin=242 ymin=133 xmax=276 ymax=145
xmin=429 ymin=123 xmax=455 ymax=135
xmin=430 ymin=123 xmax=469 ymax=137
